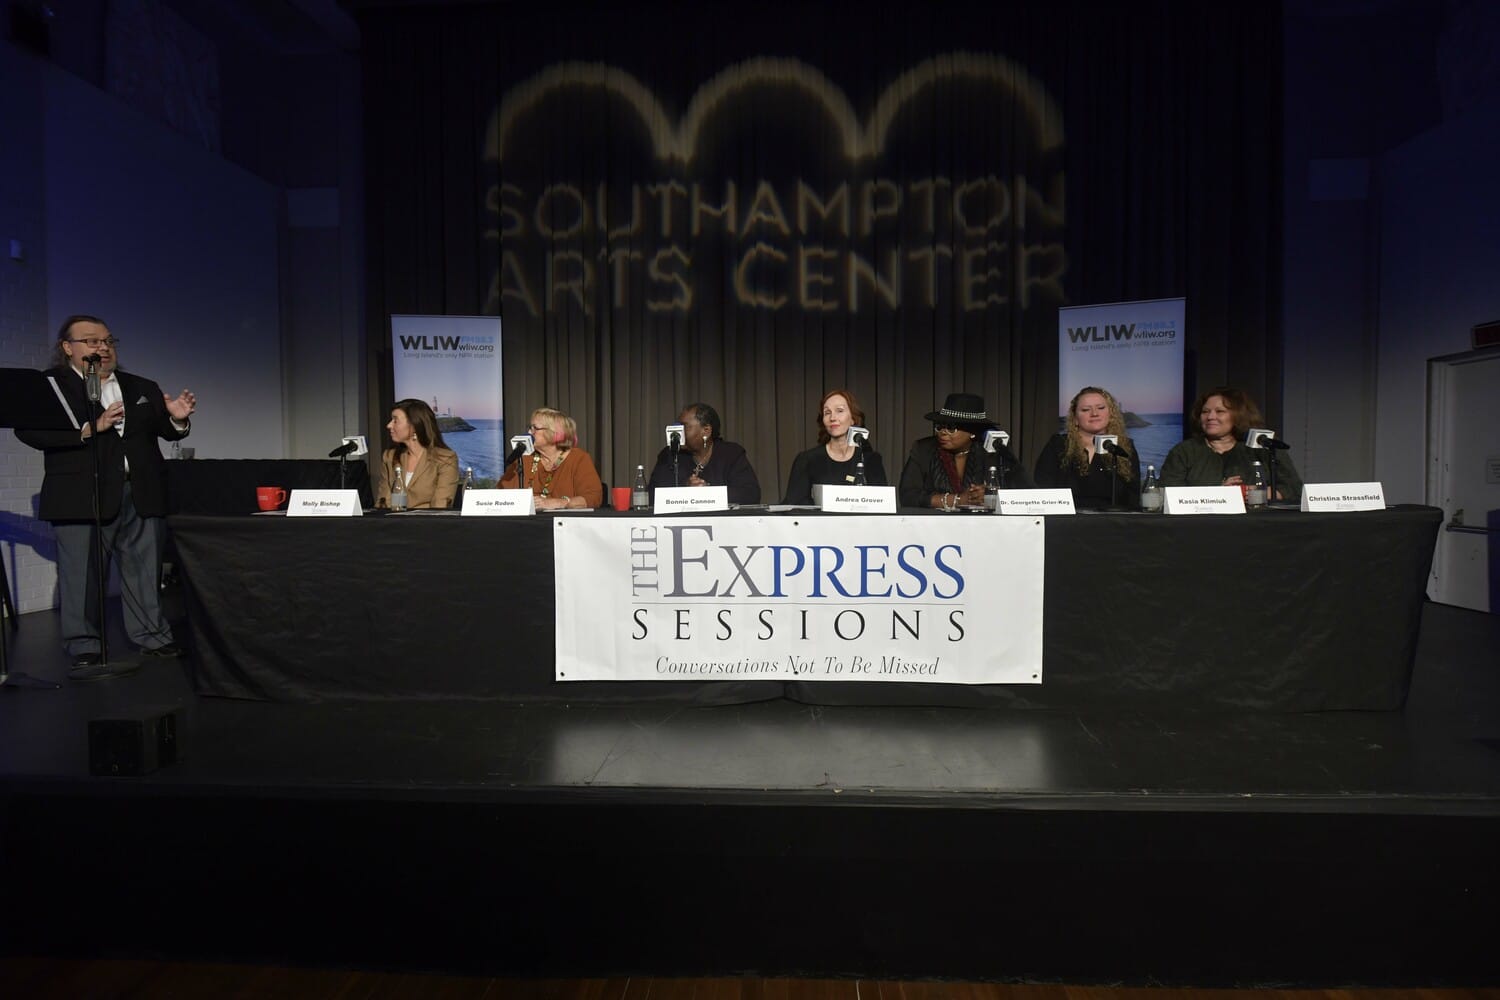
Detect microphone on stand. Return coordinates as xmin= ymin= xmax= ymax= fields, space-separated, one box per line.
xmin=328 ymin=441 xmax=359 ymax=459
xmin=505 ymin=434 xmax=535 ymax=465
xmin=848 ymin=425 xmax=870 ymax=462
xmin=665 ymin=424 xmax=685 ymax=486
xmin=983 ymin=430 xmax=1013 ymax=488
xmin=507 ymin=434 xmax=535 ymax=490
xmin=1246 ymin=429 xmax=1291 ymax=502
xmin=85 ymin=356 xmax=102 ymax=405
xmin=1094 ymin=435 xmax=1127 ymax=508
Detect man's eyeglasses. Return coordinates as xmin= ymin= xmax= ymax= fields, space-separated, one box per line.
xmin=70 ymin=337 xmax=119 ymax=349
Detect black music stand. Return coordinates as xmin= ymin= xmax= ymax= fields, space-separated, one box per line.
xmin=0 ymin=368 xmax=77 ymax=689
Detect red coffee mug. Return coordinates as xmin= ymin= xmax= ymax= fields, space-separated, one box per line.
xmin=256 ymin=486 xmax=288 ymax=511
xmin=611 ymin=486 xmax=633 ymax=512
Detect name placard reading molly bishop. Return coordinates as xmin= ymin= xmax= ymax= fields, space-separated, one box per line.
xmin=553 ymin=515 xmax=1045 ymax=684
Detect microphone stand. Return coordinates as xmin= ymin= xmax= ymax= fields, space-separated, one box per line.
xmin=673 ymin=439 xmax=681 ymax=488
xmin=84 ymin=360 xmax=114 ymax=670
xmin=1266 ymin=449 xmax=1280 ymax=503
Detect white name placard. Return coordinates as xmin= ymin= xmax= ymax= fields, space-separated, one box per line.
xmin=818 ymin=485 xmax=898 ymax=513
xmin=1300 ymin=482 xmax=1385 ymax=512
xmin=461 ymin=488 xmax=535 ymax=516
xmin=993 ymin=489 xmax=1076 ymax=515
xmin=1164 ymin=486 xmax=1245 ymax=515
xmin=654 ymin=485 xmax=729 ymax=515
xmin=286 ymin=489 xmax=364 ymax=516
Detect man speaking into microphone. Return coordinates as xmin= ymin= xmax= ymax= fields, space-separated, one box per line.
xmin=14 ymin=315 xmax=197 ymax=678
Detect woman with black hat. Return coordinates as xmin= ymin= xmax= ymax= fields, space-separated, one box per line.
xmin=898 ymin=392 xmax=1031 ymax=509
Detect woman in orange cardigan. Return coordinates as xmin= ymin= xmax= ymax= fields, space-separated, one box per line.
xmin=498 ymin=407 xmax=603 ymax=509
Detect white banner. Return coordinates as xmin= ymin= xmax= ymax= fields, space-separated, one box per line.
xmin=1058 ymin=297 xmax=1185 ymax=472
xmin=391 ymin=315 xmax=504 ymax=485
xmin=555 ymin=515 xmax=1045 ymax=684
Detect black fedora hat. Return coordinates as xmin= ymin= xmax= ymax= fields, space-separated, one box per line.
xmin=923 ymin=392 xmax=995 ymax=429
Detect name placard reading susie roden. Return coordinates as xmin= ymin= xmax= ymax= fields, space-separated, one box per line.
xmin=286 ymin=489 xmax=363 ymax=516
xmin=1164 ymin=486 xmax=1245 ymax=515
xmin=654 ymin=485 xmax=728 ymax=514
xmin=461 ymin=488 xmax=535 ymax=516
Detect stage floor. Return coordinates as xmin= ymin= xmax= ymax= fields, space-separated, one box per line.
xmin=2 ymin=594 xmax=1498 ymax=984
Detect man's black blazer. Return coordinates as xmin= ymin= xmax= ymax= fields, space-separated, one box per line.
xmin=15 ymin=365 xmax=189 ymax=523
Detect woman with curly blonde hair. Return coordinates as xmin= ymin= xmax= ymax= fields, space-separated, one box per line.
xmin=1033 ymin=386 xmax=1140 ymax=509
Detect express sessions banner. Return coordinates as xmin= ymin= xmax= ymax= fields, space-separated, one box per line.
xmin=555 ymin=515 xmax=1045 ymax=684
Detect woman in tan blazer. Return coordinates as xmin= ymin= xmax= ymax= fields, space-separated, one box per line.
xmin=376 ymin=398 xmax=460 ymax=509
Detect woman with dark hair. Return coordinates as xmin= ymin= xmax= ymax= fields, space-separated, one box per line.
xmin=898 ymin=392 xmax=1030 ymax=509
xmin=648 ymin=402 xmax=761 ymax=504
xmin=376 ymin=397 xmax=460 ymax=509
xmin=497 ymin=406 xmax=603 ymax=509
xmin=782 ymin=388 xmax=888 ymax=504
xmin=1160 ymin=386 xmax=1302 ymax=500
xmin=1033 ymin=386 xmax=1140 ymax=509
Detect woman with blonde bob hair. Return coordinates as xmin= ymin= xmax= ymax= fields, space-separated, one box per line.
xmin=1033 ymin=386 xmax=1140 ymax=509
xmin=498 ymin=406 xmax=603 ymax=509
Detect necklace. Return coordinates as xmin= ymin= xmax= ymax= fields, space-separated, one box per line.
xmin=531 ymin=450 xmax=566 ymax=497
xmin=691 ymin=443 xmax=714 ymax=479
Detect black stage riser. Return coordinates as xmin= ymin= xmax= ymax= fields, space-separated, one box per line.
xmin=3 ymin=793 xmax=1496 ymax=986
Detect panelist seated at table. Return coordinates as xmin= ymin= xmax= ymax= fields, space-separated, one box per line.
xmin=648 ymin=402 xmax=761 ymax=504
xmin=376 ymin=398 xmax=460 ymax=509
xmin=1033 ymin=386 xmax=1141 ymax=510
xmin=782 ymin=388 xmax=889 ymax=504
xmin=498 ymin=406 xmax=603 ymax=510
xmin=1160 ymin=386 xmax=1303 ymax=501
xmin=899 ymin=392 xmax=1032 ymax=509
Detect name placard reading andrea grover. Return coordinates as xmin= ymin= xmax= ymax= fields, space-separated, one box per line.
xmin=553 ymin=515 xmax=1045 ymax=684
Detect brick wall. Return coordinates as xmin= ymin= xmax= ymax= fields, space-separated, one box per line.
xmin=0 ymin=43 xmax=58 ymax=614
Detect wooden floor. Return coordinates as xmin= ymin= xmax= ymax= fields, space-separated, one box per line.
xmin=1 ymin=963 xmax=1498 ymax=1000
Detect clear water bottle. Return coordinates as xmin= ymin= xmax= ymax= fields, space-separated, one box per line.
xmin=631 ymin=465 xmax=649 ymax=509
xmin=984 ymin=464 xmax=999 ymax=510
xmin=853 ymin=461 xmax=867 ymax=486
xmin=1140 ymin=465 xmax=1163 ymax=513
xmin=463 ymin=466 xmax=475 ymax=490
xmin=1245 ymin=461 xmax=1267 ymax=510
xmin=389 ymin=465 xmax=407 ymax=511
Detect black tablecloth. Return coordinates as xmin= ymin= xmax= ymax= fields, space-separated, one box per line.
xmin=167 ymin=459 xmax=372 ymax=514
xmin=170 ymin=506 xmax=1441 ymax=710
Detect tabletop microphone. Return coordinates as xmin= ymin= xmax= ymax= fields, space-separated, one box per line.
xmin=665 ymin=423 xmax=685 ymax=450
xmin=328 ymin=441 xmax=359 ymax=458
xmin=505 ymin=434 xmax=535 ymax=465
xmin=1246 ymin=428 xmax=1292 ymax=450
xmin=1099 ymin=437 xmax=1131 ymax=459
xmin=847 ymin=426 xmax=870 ymax=449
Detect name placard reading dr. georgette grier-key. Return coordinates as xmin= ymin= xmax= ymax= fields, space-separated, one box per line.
xmin=1163 ymin=486 xmax=1246 ymax=515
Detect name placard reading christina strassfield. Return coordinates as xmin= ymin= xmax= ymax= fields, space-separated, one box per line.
xmin=1300 ymin=483 xmax=1385 ymax=512
xmin=553 ymin=515 xmax=1045 ymax=684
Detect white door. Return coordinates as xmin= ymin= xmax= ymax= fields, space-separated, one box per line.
xmin=1426 ymin=349 xmax=1500 ymax=612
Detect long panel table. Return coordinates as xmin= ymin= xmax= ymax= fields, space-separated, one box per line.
xmin=170 ymin=506 xmax=1441 ymax=710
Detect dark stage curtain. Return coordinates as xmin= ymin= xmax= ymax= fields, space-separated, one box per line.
xmin=358 ymin=0 xmax=1282 ymax=498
